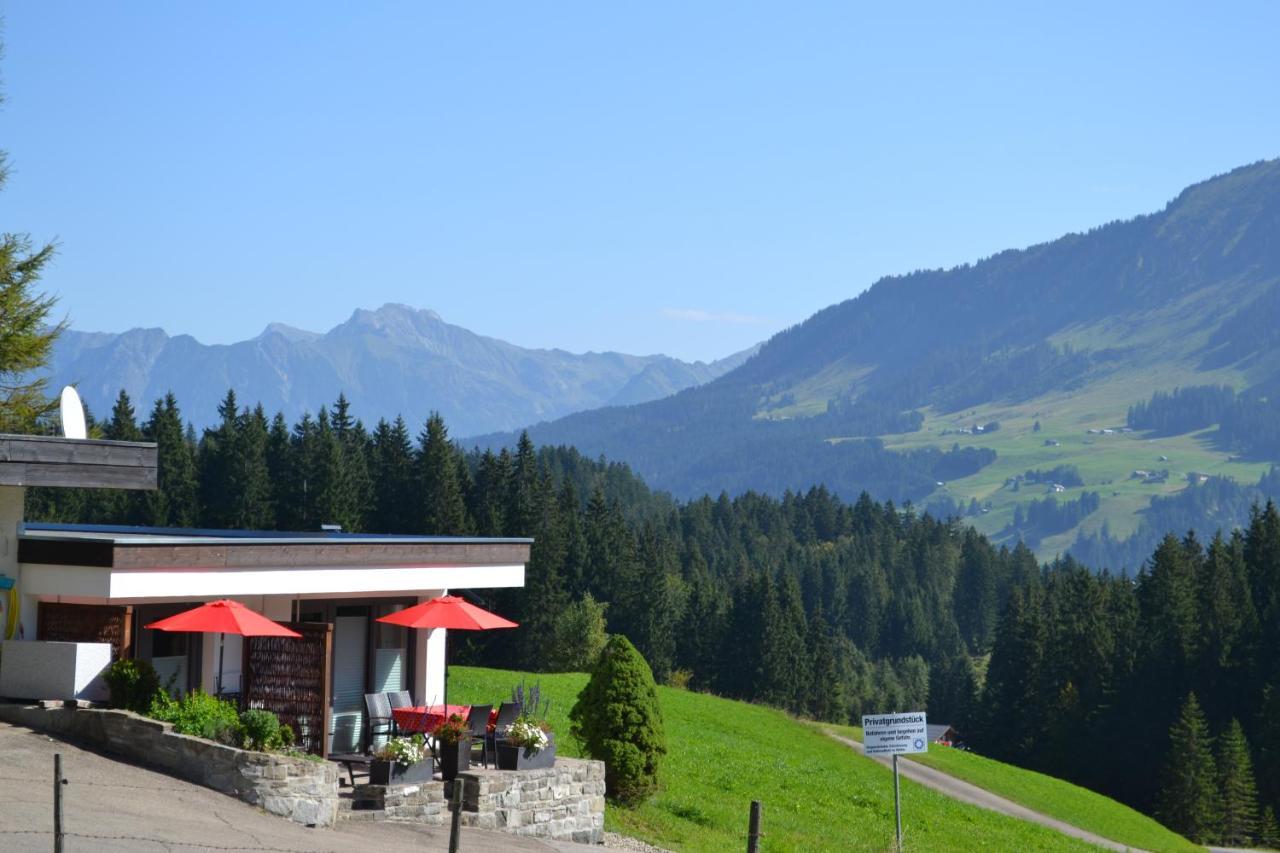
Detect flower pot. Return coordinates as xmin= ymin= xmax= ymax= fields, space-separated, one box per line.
xmin=436 ymin=737 xmax=471 ymax=781
xmin=496 ymin=733 xmax=556 ymax=771
xmin=369 ymin=757 xmax=435 ymax=786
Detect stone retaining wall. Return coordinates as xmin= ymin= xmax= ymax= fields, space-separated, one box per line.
xmin=344 ymin=758 xmax=606 ymax=844
xmin=453 ymin=758 xmax=605 ymax=844
xmin=0 ymin=702 xmax=338 ymax=827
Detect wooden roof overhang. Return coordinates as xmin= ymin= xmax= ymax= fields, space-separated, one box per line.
xmin=0 ymin=435 xmax=158 ymax=490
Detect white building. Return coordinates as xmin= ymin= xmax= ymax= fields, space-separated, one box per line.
xmin=0 ymin=434 xmax=529 ymax=756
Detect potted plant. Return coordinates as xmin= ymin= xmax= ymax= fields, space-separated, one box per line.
xmin=370 ymin=734 xmax=433 ymax=785
xmin=496 ymin=715 xmax=556 ymax=771
xmin=431 ymin=713 xmax=472 ymax=781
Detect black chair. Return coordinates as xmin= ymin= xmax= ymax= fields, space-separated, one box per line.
xmin=365 ymin=692 xmax=395 ymax=751
xmin=488 ymin=701 xmax=523 ymax=760
xmin=387 ymin=690 xmax=413 ymax=710
xmin=465 ymin=704 xmax=493 ymax=767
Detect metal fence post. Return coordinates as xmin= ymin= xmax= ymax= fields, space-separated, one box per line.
xmin=448 ymin=779 xmax=463 ymax=853
xmin=54 ymin=753 xmax=66 ymax=853
xmin=893 ymin=754 xmax=902 ymax=852
xmin=747 ymin=800 xmax=762 ymax=852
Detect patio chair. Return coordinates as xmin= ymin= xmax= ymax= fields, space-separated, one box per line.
xmin=387 ymin=690 xmax=413 ymax=710
xmin=487 ymin=701 xmax=523 ymax=758
xmin=365 ymin=692 xmax=395 ymax=752
xmin=465 ymin=704 xmax=493 ymax=767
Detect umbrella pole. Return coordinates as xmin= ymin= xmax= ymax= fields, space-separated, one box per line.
xmin=216 ymin=632 xmax=225 ymax=696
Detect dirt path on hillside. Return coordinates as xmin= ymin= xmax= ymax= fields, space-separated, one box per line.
xmin=827 ymin=732 xmax=1149 ymax=852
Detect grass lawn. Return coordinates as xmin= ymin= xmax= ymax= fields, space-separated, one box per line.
xmin=451 ymin=666 xmax=1101 ymax=851
xmin=820 ymin=724 xmax=1202 ymax=853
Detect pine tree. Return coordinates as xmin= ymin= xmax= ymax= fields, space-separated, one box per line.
xmin=265 ymin=412 xmax=295 ymax=528
xmin=1157 ymin=693 xmax=1221 ymax=843
xmin=517 ymin=470 xmax=569 ymax=668
xmin=418 ymin=412 xmax=467 ymax=534
xmin=506 ymin=432 xmax=539 ymax=536
xmin=370 ymin=417 xmax=416 ymax=532
xmin=1258 ymin=807 xmax=1278 ymax=850
xmin=198 ymin=389 xmax=240 ymax=527
xmin=806 ymin=607 xmax=846 ymax=723
xmin=569 ymin=635 xmax=666 ymax=804
xmin=761 ymin=573 xmax=809 ymax=712
xmin=1216 ymin=718 xmax=1259 ymax=846
xmin=469 ymin=449 xmax=509 ymax=537
xmin=99 ymin=390 xmax=147 ymax=523
xmin=143 ymin=393 xmax=198 ymax=527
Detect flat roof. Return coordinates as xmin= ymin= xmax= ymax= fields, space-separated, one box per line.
xmin=21 ymin=522 xmax=533 ymax=547
xmin=18 ymin=522 xmax=532 ymax=571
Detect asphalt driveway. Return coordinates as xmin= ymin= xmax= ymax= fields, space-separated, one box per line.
xmin=0 ymin=721 xmax=582 ymax=853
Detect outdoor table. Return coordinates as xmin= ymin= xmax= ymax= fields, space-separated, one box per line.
xmin=391 ymin=705 xmax=501 ymax=734
xmin=392 ymin=704 xmax=470 ymax=734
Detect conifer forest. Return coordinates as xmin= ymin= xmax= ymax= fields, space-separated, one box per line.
xmin=27 ymin=388 xmax=1280 ymax=843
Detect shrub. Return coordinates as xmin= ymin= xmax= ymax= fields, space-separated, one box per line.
xmin=547 ymin=593 xmax=609 ymax=672
xmin=151 ymin=690 xmax=244 ymax=746
xmin=569 ymin=635 xmax=666 ymax=805
xmin=240 ymin=708 xmax=282 ymax=752
xmin=103 ymin=658 xmax=161 ymax=714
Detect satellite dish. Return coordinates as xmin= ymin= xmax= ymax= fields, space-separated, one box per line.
xmin=59 ymin=386 xmax=87 ymax=440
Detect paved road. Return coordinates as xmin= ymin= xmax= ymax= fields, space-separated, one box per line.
xmin=0 ymin=721 xmax=585 ymax=853
xmin=828 ymin=733 xmax=1148 ymax=852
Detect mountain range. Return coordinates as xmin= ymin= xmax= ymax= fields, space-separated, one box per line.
xmin=45 ymin=304 xmax=756 ymax=436
xmin=478 ymin=158 xmax=1280 ymax=569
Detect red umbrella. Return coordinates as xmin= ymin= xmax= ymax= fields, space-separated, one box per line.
xmin=376 ymin=595 xmax=517 ymax=708
xmin=377 ymin=595 xmax=518 ymax=631
xmin=146 ymin=599 xmax=301 ymax=696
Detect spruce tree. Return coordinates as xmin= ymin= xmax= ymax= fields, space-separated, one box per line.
xmin=806 ymin=607 xmax=846 ymax=723
xmin=418 ymin=412 xmax=467 ymax=534
xmin=1258 ymin=807 xmax=1278 ymax=850
xmin=569 ymin=635 xmax=666 ymax=804
xmin=370 ymin=417 xmax=416 ymax=532
xmin=1157 ymin=693 xmax=1221 ymax=843
xmin=761 ymin=573 xmax=809 ymax=712
xmin=143 ymin=393 xmax=198 ymax=527
xmin=1216 ymin=718 xmax=1259 ymax=846
xmin=100 ymin=390 xmax=147 ymax=523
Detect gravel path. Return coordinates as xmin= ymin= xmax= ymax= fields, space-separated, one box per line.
xmin=602 ymin=830 xmax=673 ymax=851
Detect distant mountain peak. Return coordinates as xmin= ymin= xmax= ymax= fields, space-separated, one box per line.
xmin=46 ymin=304 xmax=753 ymax=435
xmin=259 ymin=322 xmax=320 ymax=342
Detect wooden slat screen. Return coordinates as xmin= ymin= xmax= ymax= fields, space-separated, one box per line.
xmin=242 ymin=622 xmax=333 ymax=757
xmin=37 ymin=602 xmax=133 ymax=659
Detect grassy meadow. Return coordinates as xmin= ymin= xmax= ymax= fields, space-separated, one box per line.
xmin=451 ymin=666 xmax=1122 ymax=851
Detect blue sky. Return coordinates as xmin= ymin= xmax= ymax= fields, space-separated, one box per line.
xmin=3 ymin=2 xmax=1278 ymax=362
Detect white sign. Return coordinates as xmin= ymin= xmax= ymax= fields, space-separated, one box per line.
xmin=862 ymin=711 xmax=928 ymax=756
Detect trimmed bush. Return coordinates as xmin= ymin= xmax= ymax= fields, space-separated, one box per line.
xmin=569 ymin=635 xmax=666 ymax=805
xmin=240 ymin=708 xmax=282 ymax=751
xmin=150 ymin=690 xmax=244 ymax=747
xmin=103 ymin=658 xmax=161 ymax=714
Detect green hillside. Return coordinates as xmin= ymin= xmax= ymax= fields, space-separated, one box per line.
xmin=823 ymin=724 xmax=1202 ymax=853
xmin=489 ymin=158 xmax=1280 ymax=568
xmin=451 ymin=666 xmax=1186 ymax=851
